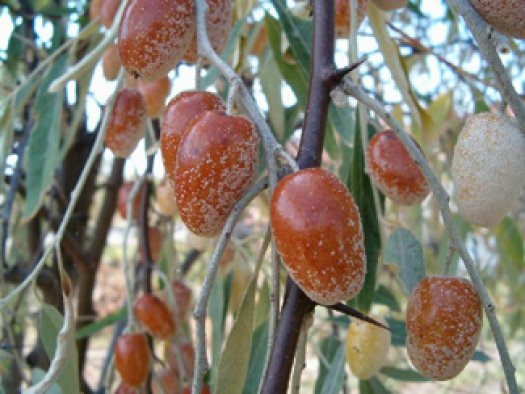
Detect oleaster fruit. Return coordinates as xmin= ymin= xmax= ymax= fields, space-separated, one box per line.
xmin=335 ymin=0 xmax=367 ymax=38
xmin=452 ymin=112 xmax=525 ymax=227
xmin=105 ymin=88 xmax=146 ymax=158
xmin=161 ymin=91 xmax=225 ymax=188
xmin=366 ymin=129 xmax=430 ymax=205
xmin=114 ymin=333 xmax=150 ymax=387
xmin=137 ymin=75 xmax=172 ymax=119
xmin=406 ymin=276 xmax=482 ymax=380
xmin=156 ymin=179 xmax=178 ymax=216
xmin=102 ymin=43 xmax=121 ymax=81
xmin=134 ymin=294 xmax=175 ymax=339
xmin=183 ymin=0 xmax=232 ymax=64
xmin=117 ymin=182 xmax=144 ymax=220
xmin=470 ymin=0 xmax=525 ymax=39
xmin=270 ymin=168 xmax=366 ymax=305
xmin=175 ymin=111 xmax=259 ymax=237
xmin=118 ymin=0 xmax=194 ymax=80
xmin=345 ymin=315 xmax=391 ymax=380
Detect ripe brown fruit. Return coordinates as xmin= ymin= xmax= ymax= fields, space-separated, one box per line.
xmin=105 ymin=88 xmax=146 ymax=158
xmin=89 ymin=0 xmax=103 ymax=21
xmin=171 ymin=279 xmax=192 ymax=320
xmin=406 ymin=276 xmax=482 ymax=380
xmin=270 ymin=168 xmax=366 ymax=305
xmin=100 ymin=0 xmax=121 ymax=29
xmin=114 ymin=333 xmax=150 ymax=387
xmin=114 ymin=382 xmax=139 ymax=394
xmin=156 ymin=180 xmax=178 ymax=216
xmin=138 ymin=76 xmax=172 ymax=118
xmin=102 ymin=43 xmax=122 ymax=81
xmin=139 ymin=226 xmax=164 ymax=263
xmin=175 ymin=111 xmax=259 ymax=237
xmin=366 ymin=129 xmax=430 ymax=205
xmin=370 ymin=0 xmax=407 ymax=11
xmin=335 ymin=0 xmax=367 ymax=38
xmin=118 ymin=0 xmax=194 ymax=80
xmin=181 ymin=384 xmax=210 ymax=394
xmin=151 ymin=369 xmax=179 ymax=394
xmin=165 ymin=339 xmax=195 ymax=378
xmin=183 ymin=0 xmax=232 ymax=63
xmin=470 ymin=0 xmax=525 ymax=39
xmin=134 ymin=294 xmax=176 ymax=339
xmin=117 ymin=182 xmax=144 ymax=220
xmin=161 ymin=91 xmax=225 ymax=187
xmin=452 ymin=113 xmax=525 ymax=227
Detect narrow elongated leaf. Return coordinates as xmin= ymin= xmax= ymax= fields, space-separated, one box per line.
xmin=380 ymin=367 xmax=429 ymax=382
xmin=359 ymin=377 xmax=391 ymax=394
xmin=209 ymin=271 xmax=226 ymax=388
xmin=384 ymin=228 xmax=425 ymax=295
xmin=495 ymin=217 xmax=524 ymax=288
xmin=23 ymin=54 xmax=68 ymax=221
xmin=215 ymin=274 xmax=257 ymax=394
xmin=314 ymin=336 xmax=341 ymax=394
xmin=320 ymin=345 xmax=346 ymax=394
xmin=373 ymin=285 xmax=401 ymax=312
xmin=260 ymin=53 xmax=285 ymax=139
xmin=75 ymin=307 xmax=126 ymax=340
xmin=243 ymin=319 xmax=269 ymax=394
xmin=30 ymin=369 xmax=61 ymax=394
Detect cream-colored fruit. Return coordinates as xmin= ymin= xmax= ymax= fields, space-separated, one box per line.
xmin=452 ymin=113 xmax=525 ymax=227
xmin=370 ymin=0 xmax=407 ymax=11
xmin=470 ymin=0 xmax=525 ymax=39
xmin=345 ymin=315 xmax=391 ymax=380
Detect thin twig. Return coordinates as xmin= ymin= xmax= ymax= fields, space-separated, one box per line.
xmin=340 ymin=77 xmax=518 ymax=394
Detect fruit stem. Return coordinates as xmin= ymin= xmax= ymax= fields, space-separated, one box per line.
xmin=446 ymin=0 xmax=525 ymax=134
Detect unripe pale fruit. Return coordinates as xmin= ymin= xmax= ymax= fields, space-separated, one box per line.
xmin=183 ymin=0 xmax=232 ymax=64
xmin=406 ymin=276 xmax=482 ymax=381
xmin=114 ymin=333 xmax=150 ymax=387
xmin=117 ymin=182 xmax=144 ymax=220
xmin=175 ymin=111 xmax=259 ymax=237
xmin=470 ymin=0 xmax=525 ymax=39
xmin=452 ymin=113 xmax=525 ymax=227
xmin=105 ymin=88 xmax=146 ymax=158
xmin=134 ymin=294 xmax=175 ymax=339
xmin=335 ymin=0 xmax=367 ymax=38
xmin=156 ymin=180 xmax=178 ymax=216
xmin=100 ymin=0 xmax=121 ymax=28
xmin=270 ymin=168 xmax=366 ymax=305
xmin=118 ymin=0 xmax=194 ymax=80
xmin=161 ymin=91 xmax=225 ymax=187
xmin=102 ymin=43 xmax=122 ymax=81
xmin=345 ymin=315 xmax=391 ymax=380
xmin=370 ymin=0 xmax=407 ymax=11
xmin=138 ymin=76 xmax=172 ymax=118
xmin=366 ymin=129 xmax=430 ymax=205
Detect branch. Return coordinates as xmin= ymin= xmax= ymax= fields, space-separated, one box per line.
xmin=340 ymin=77 xmax=518 ymax=394
xmin=446 ymin=0 xmax=525 ymax=132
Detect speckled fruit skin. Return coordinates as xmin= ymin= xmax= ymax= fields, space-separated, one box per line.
xmin=183 ymin=0 xmax=232 ymax=63
xmin=161 ymin=92 xmax=225 ymax=188
xmin=175 ymin=111 xmax=259 ymax=237
xmin=134 ymin=294 xmax=175 ymax=339
xmin=370 ymin=0 xmax=407 ymax=11
xmin=106 ymin=88 xmax=146 ymax=158
xmin=366 ymin=129 xmax=430 ymax=205
xmin=117 ymin=182 xmax=143 ymax=220
xmin=406 ymin=276 xmax=482 ymax=381
xmin=346 ymin=315 xmax=391 ymax=380
xmin=114 ymin=333 xmax=150 ymax=387
xmin=470 ymin=0 xmax=525 ymax=39
xmin=335 ymin=0 xmax=367 ymax=38
xmin=102 ymin=43 xmax=121 ymax=81
xmin=452 ymin=113 xmax=525 ymax=227
xmin=118 ymin=0 xmax=194 ymax=80
xmin=270 ymin=168 xmax=366 ymax=305
xmin=138 ymin=76 xmax=172 ymax=118
xmin=156 ymin=180 xmax=178 ymax=216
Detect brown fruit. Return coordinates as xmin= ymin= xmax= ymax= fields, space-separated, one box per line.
xmin=105 ymin=88 xmax=146 ymax=158
xmin=156 ymin=180 xmax=178 ymax=216
xmin=470 ymin=0 xmax=525 ymax=39
xmin=102 ymin=43 xmax=122 ymax=81
xmin=161 ymin=91 xmax=225 ymax=187
xmin=181 ymin=384 xmax=210 ymax=394
xmin=114 ymin=333 xmax=150 ymax=387
xmin=89 ymin=0 xmax=103 ymax=21
xmin=406 ymin=276 xmax=483 ymax=380
xmin=270 ymin=168 xmax=366 ymax=305
xmin=114 ymin=382 xmax=139 ymax=394
xmin=117 ymin=182 xmax=144 ymax=220
xmin=165 ymin=339 xmax=195 ymax=378
xmin=335 ymin=0 xmax=367 ymax=38
xmin=366 ymin=129 xmax=430 ymax=205
xmin=100 ymin=0 xmax=121 ymax=28
xmin=139 ymin=226 xmax=164 ymax=263
xmin=152 ymin=369 xmax=180 ymax=394
xmin=118 ymin=0 xmax=194 ymax=80
xmin=171 ymin=279 xmax=192 ymax=320
xmin=134 ymin=294 xmax=176 ymax=339
xmin=175 ymin=111 xmax=259 ymax=237
xmin=138 ymin=76 xmax=172 ymax=118
xmin=183 ymin=0 xmax=232 ymax=63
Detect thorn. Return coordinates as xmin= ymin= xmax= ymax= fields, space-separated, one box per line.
xmin=323 ymin=56 xmax=368 ymax=88
xmin=328 ymin=302 xmax=391 ymax=331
